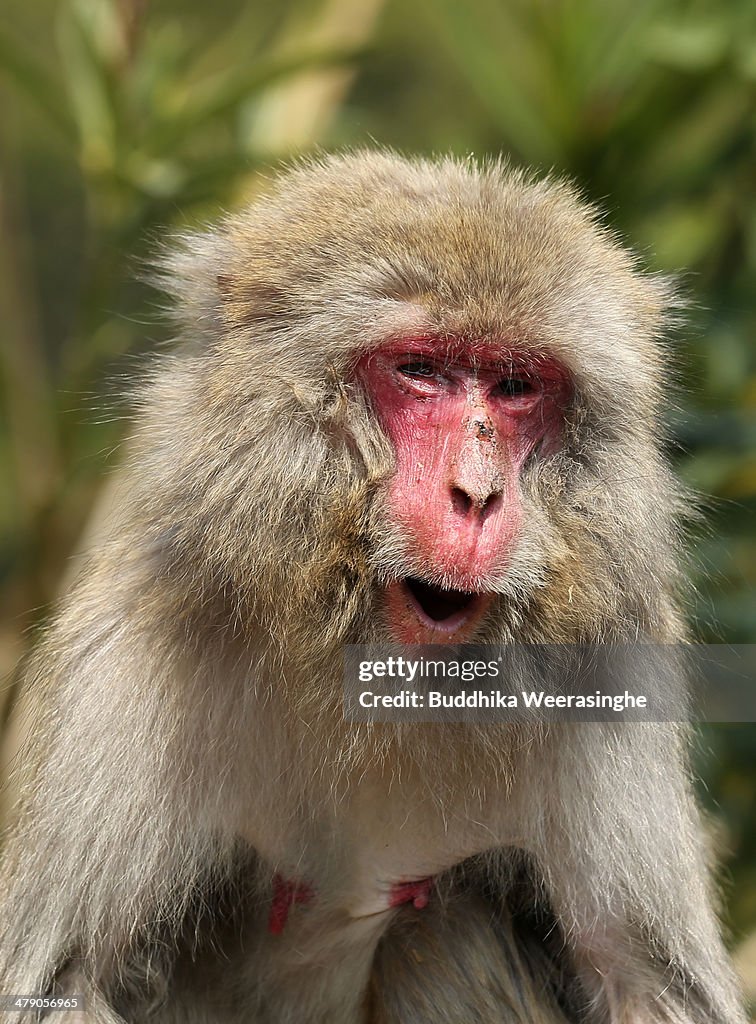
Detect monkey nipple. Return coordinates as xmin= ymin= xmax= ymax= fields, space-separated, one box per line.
xmin=388 ymin=877 xmax=434 ymax=911
xmin=267 ymin=873 xmax=314 ymax=935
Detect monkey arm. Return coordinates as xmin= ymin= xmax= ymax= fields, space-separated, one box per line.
xmin=528 ymin=722 xmax=742 ymax=1024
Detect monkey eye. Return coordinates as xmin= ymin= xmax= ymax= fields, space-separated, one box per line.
xmin=397 ymin=359 xmax=438 ymax=379
xmin=497 ymin=376 xmax=536 ymax=398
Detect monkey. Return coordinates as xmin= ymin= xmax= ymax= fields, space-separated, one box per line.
xmin=0 ymin=151 xmax=745 ymax=1023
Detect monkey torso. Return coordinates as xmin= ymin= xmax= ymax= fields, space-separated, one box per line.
xmin=213 ymin=714 xmax=532 ymax=1024
xmin=244 ymin=750 xmax=521 ymax=918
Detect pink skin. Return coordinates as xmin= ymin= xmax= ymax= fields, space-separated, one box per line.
xmin=388 ymin=877 xmax=434 ymax=910
xmin=268 ymin=873 xmax=314 ymax=935
xmin=267 ymin=875 xmax=433 ymax=934
xmin=357 ymin=337 xmax=569 ymax=642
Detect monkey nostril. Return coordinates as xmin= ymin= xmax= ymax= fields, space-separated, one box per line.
xmin=479 ymin=491 xmax=502 ymax=523
xmin=451 ymin=486 xmax=501 ymax=522
xmin=451 ymin=487 xmax=473 ymax=518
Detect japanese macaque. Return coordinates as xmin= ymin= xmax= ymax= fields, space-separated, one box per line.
xmin=0 ymin=152 xmax=745 ymax=1023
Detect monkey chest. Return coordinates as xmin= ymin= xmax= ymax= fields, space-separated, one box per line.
xmin=261 ymin=777 xmax=514 ymax=928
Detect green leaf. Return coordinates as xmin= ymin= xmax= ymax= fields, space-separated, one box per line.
xmin=0 ymin=28 xmax=76 ymax=141
xmin=57 ymin=0 xmax=121 ymax=171
xmin=646 ymin=18 xmax=730 ymax=72
xmin=420 ymin=0 xmax=563 ymax=163
xmin=149 ymin=44 xmax=370 ymax=153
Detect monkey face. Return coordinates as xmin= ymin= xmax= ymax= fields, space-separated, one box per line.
xmin=357 ymin=339 xmax=570 ymax=643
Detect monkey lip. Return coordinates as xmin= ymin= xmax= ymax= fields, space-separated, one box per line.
xmin=391 ymin=577 xmax=490 ymax=638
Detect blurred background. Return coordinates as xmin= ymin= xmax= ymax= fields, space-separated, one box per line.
xmin=0 ymin=0 xmax=755 ymax=993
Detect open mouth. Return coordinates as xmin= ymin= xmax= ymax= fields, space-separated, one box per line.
xmin=393 ymin=577 xmax=489 ymax=637
xmin=404 ymin=578 xmax=476 ymax=622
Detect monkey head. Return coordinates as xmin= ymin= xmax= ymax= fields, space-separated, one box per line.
xmin=150 ymin=152 xmax=681 ymax=653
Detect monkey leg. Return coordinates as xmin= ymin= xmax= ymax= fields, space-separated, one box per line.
xmin=368 ymin=891 xmax=570 ymax=1024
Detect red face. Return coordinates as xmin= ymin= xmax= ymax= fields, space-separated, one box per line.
xmin=357 ymin=338 xmax=570 ymax=642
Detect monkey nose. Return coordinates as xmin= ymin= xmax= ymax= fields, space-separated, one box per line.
xmin=449 ymin=421 xmax=504 ymax=521
xmin=449 ymin=455 xmax=504 ymax=522
xmin=450 ymin=482 xmax=502 ymax=522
